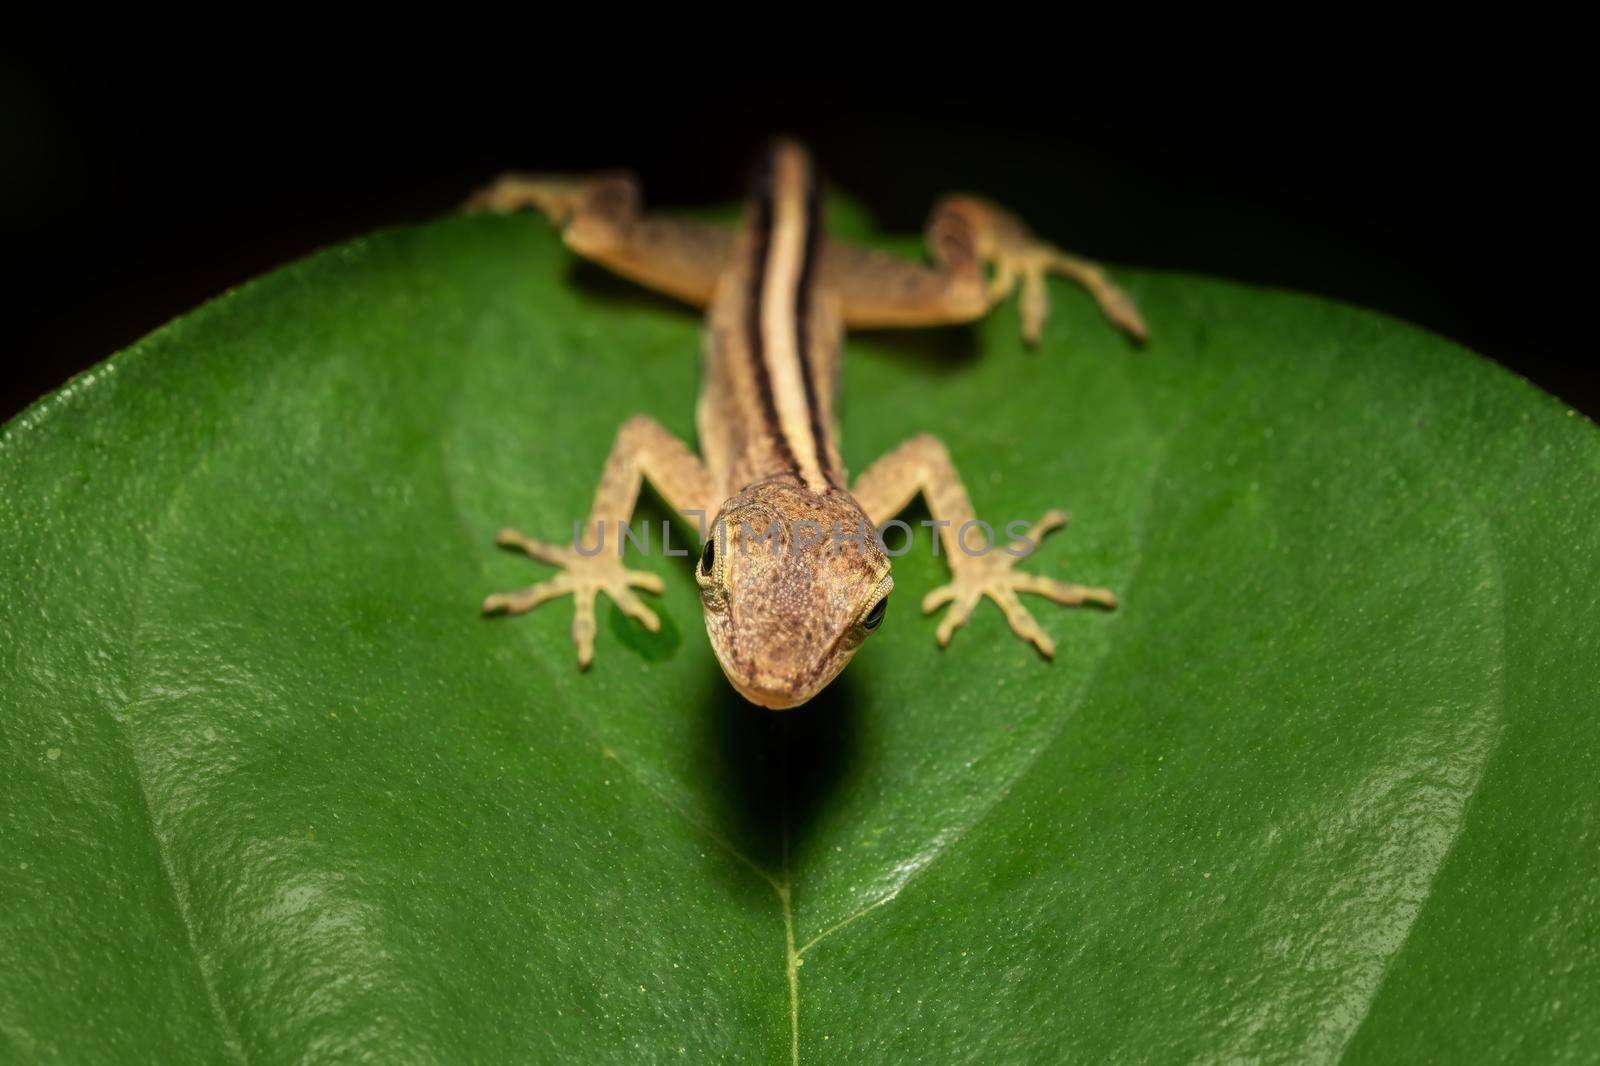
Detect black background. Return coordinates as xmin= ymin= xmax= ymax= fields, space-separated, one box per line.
xmin=3 ymin=48 xmax=1588 ymax=422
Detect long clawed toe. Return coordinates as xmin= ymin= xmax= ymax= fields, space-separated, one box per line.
xmin=482 ymin=575 xmax=573 ymax=616
xmin=482 ymin=526 xmax=664 ymax=668
xmin=995 ymin=243 xmax=1148 ymax=348
xmin=463 ymin=174 xmax=588 ymax=225
xmin=923 ymin=510 xmax=1115 ymax=657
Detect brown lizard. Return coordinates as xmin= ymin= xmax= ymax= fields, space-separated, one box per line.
xmin=475 ymin=140 xmax=1143 ymax=708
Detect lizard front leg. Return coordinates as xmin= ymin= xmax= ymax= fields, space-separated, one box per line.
xmin=483 ymin=416 xmax=715 ymax=668
xmin=851 ymin=435 xmax=1115 ymax=657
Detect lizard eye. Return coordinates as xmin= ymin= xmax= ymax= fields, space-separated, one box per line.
xmin=863 ymin=596 xmax=888 ymax=631
xmin=699 ymin=538 xmax=716 ymax=577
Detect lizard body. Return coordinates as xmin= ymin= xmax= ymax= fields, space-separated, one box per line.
xmin=477 ymin=141 xmax=1142 ymax=709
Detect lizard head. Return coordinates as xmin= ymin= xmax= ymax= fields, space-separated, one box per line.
xmin=697 ymin=478 xmax=893 ymax=710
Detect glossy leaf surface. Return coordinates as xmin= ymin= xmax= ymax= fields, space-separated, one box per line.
xmin=3 ymin=215 xmax=1596 ymax=1063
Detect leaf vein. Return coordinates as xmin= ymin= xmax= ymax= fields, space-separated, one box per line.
xmin=123 ymin=467 xmax=250 ymax=1064
xmin=1333 ymin=488 xmax=1513 ymax=1062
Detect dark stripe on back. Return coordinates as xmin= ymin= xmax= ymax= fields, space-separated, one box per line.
xmin=792 ymin=168 xmax=834 ymax=484
xmin=745 ymin=161 xmax=800 ymax=473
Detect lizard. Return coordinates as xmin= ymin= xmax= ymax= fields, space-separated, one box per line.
xmin=473 ymin=140 xmax=1145 ymax=709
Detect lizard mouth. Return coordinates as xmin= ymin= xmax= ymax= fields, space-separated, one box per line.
xmin=707 ymin=635 xmax=815 ymax=711
xmin=727 ymin=677 xmax=808 ymax=711
xmin=710 ymin=637 xmax=852 ymax=712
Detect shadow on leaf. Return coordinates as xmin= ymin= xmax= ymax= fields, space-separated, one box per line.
xmin=853 ymin=325 xmax=979 ymax=375
xmin=567 ymin=259 xmax=694 ymax=318
xmin=708 ymin=665 xmax=859 ymax=882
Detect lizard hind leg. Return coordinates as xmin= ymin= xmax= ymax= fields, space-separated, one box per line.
xmin=465 ymin=166 xmax=735 ymax=310
xmin=933 ymin=195 xmax=1148 ymax=346
xmin=464 ymin=170 xmax=639 ymax=256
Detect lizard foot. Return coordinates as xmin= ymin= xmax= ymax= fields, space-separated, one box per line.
xmin=482 ymin=527 xmax=663 ymax=669
xmin=921 ymin=510 xmax=1116 ymax=657
xmin=463 ymin=175 xmax=587 ymax=222
xmin=992 ymin=241 xmax=1148 ymax=348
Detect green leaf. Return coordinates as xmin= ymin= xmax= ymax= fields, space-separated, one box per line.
xmin=3 ymin=214 xmax=1596 ymax=1064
